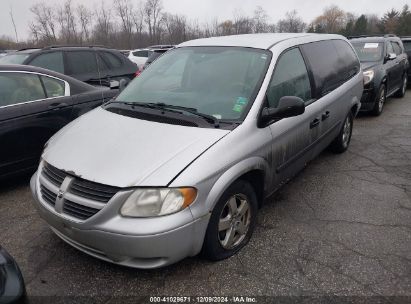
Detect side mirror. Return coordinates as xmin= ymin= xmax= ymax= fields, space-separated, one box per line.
xmin=109 ymin=80 xmax=120 ymax=90
xmin=387 ymin=53 xmax=397 ymax=61
xmin=259 ymin=96 xmax=305 ymax=127
xmin=0 ymin=246 xmax=25 ymax=303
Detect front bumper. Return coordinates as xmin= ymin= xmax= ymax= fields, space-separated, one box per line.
xmin=30 ymin=170 xmax=210 ymax=269
xmin=360 ymin=83 xmax=377 ymax=111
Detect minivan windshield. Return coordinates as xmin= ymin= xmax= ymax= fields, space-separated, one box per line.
xmin=0 ymin=54 xmax=29 ymax=64
xmin=352 ymin=42 xmax=384 ymax=62
xmin=115 ymin=47 xmax=271 ymax=121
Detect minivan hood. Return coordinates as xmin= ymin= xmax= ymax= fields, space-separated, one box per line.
xmin=43 ymin=107 xmax=229 ymax=187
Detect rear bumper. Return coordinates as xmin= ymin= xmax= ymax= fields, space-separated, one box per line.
xmin=30 ymin=171 xmax=209 ymax=269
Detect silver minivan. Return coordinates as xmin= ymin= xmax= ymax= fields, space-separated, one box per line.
xmin=31 ymin=33 xmax=363 ymax=269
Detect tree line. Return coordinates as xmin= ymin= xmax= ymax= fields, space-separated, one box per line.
xmin=1 ymin=0 xmax=411 ymax=50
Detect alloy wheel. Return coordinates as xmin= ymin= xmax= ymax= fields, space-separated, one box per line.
xmin=342 ymin=116 xmax=352 ymax=148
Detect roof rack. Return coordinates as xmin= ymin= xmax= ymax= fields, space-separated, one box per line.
xmin=347 ymin=34 xmax=398 ymax=39
xmin=17 ymin=47 xmax=41 ymax=51
xmin=42 ymin=45 xmax=110 ymax=50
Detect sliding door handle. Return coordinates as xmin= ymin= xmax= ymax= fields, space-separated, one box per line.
xmin=310 ymin=118 xmax=320 ymax=129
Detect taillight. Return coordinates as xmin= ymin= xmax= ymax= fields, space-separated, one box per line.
xmin=134 ymin=70 xmax=142 ymax=78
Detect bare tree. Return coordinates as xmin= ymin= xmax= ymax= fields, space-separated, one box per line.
xmin=277 ymin=10 xmax=306 ymax=33
xmin=57 ymin=0 xmax=78 ymax=44
xmin=232 ymin=10 xmax=254 ymax=34
xmin=144 ymin=0 xmax=163 ymax=43
xmin=114 ymin=0 xmax=134 ymax=48
xmin=77 ymin=4 xmax=93 ymax=44
xmin=30 ymin=2 xmax=58 ymax=44
xmin=253 ymin=6 xmax=270 ymax=33
xmin=163 ymin=13 xmax=188 ymax=44
xmin=312 ymin=5 xmax=347 ymax=33
xmin=94 ymin=2 xmax=114 ymax=46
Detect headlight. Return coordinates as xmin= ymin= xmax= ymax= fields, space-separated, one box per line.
xmin=363 ymin=70 xmax=374 ymax=85
xmin=120 ymin=188 xmax=197 ymax=217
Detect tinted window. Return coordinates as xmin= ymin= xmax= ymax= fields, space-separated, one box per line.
xmin=391 ymin=42 xmax=402 ymax=55
xmin=352 ymin=42 xmax=384 ymax=62
xmin=66 ymin=51 xmax=98 ymax=75
xmin=267 ymin=48 xmax=311 ymax=108
xmin=302 ymin=40 xmax=348 ymax=97
xmin=0 ymin=73 xmax=46 ymax=106
xmin=41 ymin=76 xmax=65 ymax=98
xmin=333 ymin=40 xmax=360 ymax=83
xmin=30 ymin=52 xmax=64 ymax=74
xmin=133 ymin=50 xmax=149 ymax=57
xmin=101 ymin=52 xmax=122 ymax=68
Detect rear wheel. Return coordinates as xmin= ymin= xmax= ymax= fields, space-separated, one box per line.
xmin=371 ymin=84 xmax=386 ymax=116
xmin=329 ymin=111 xmax=353 ymax=154
xmin=394 ymin=74 xmax=407 ymax=98
xmin=202 ymin=180 xmax=258 ymax=260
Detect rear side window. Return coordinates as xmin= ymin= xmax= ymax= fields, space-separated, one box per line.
xmin=30 ymin=52 xmax=64 ymax=74
xmin=403 ymin=41 xmax=411 ymax=51
xmin=41 ymin=76 xmax=65 ymax=98
xmin=101 ymin=51 xmax=123 ymax=68
xmin=301 ymin=40 xmax=358 ymax=97
xmin=267 ymin=48 xmax=312 ymax=108
xmin=333 ymin=40 xmax=360 ymax=83
xmin=391 ymin=42 xmax=402 ymax=55
xmin=0 ymin=73 xmax=46 ymax=106
xmin=66 ymin=51 xmax=98 ymax=75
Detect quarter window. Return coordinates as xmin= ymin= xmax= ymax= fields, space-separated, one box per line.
xmin=41 ymin=76 xmax=66 ymax=98
xmin=101 ymin=52 xmax=122 ymax=68
xmin=0 ymin=73 xmax=46 ymax=107
xmin=267 ymin=48 xmax=312 ymax=108
xmin=30 ymin=52 xmax=64 ymax=74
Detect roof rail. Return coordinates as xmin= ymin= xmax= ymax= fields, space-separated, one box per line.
xmin=43 ymin=45 xmax=110 ymax=50
xmin=347 ymin=34 xmax=398 ymax=39
xmin=17 ymin=47 xmax=41 ymax=51
xmin=148 ymin=45 xmax=174 ymax=49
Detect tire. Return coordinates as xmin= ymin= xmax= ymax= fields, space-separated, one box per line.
xmin=371 ymin=84 xmax=386 ymax=116
xmin=329 ymin=111 xmax=353 ymax=154
xmin=394 ymin=74 xmax=407 ymax=98
xmin=202 ymin=180 xmax=258 ymax=261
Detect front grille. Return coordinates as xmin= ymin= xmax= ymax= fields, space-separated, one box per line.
xmin=40 ymin=185 xmax=57 ymax=206
xmin=71 ymin=179 xmax=120 ymax=203
xmin=42 ymin=163 xmax=66 ymax=187
xmin=39 ymin=162 xmax=120 ymax=221
xmin=63 ymin=200 xmax=100 ymax=220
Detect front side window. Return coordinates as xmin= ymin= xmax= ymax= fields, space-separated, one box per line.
xmin=0 ymin=73 xmax=46 ymax=107
xmin=267 ymin=48 xmax=311 ymax=108
xmin=41 ymin=76 xmax=66 ymax=98
xmin=352 ymin=42 xmax=384 ymax=62
xmin=30 ymin=52 xmax=64 ymax=74
xmin=403 ymin=41 xmax=411 ymax=52
xmin=116 ymin=47 xmax=271 ymax=120
xmin=66 ymin=51 xmax=98 ymax=75
xmin=133 ymin=50 xmax=149 ymax=57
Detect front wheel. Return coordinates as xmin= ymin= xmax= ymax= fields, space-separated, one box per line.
xmin=371 ymin=84 xmax=386 ymax=116
xmin=202 ymin=180 xmax=258 ymax=261
xmin=329 ymin=111 xmax=353 ymax=154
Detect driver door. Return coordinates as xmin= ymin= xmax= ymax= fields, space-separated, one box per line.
xmin=265 ymin=47 xmax=322 ymax=190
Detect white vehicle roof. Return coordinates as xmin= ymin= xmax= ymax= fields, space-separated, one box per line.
xmin=178 ymin=33 xmax=345 ymax=50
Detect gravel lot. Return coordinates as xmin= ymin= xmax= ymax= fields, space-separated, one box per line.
xmin=1 ymin=90 xmax=410 ymax=301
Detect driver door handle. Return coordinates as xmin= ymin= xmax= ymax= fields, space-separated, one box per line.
xmin=322 ymin=111 xmax=330 ymax=121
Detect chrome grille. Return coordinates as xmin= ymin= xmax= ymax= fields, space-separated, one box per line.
xmin=63 ymin=200 xmax=100 ymax=220
xmin=40 ymin=185 xmax=57 ymax=206
xmin=39 ymin=162 xmax=120 ymax=221
xmin=42 ymin=163 xmax=66 ymax=187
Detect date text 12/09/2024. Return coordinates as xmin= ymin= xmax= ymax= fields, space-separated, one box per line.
xmin=149 ymin=296 xmax=258 ymax=303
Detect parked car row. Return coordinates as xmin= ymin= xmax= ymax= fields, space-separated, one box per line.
xmin=127 ymin=45 xmax=174 ymax=70
xmin=0 ymin=33 xmax=409 ymax=278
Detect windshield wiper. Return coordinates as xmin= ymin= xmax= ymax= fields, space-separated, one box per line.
xmin=105 ymin=101 xmax=183 ymax=114
xmin=147 ymin=102 xmax=220 ymax=128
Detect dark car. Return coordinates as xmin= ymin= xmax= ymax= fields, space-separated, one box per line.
xmin=400 ymin=37 xmax=411 ymax=81
xmin=349 ymin=35 xmax=409 ymax=115
xmin=143 ymin=45 xmax=174 ymax=69
xmin=0 ymin=246 xmax=25 ymax=304
xmin=0 ymin=46 xmax=138 ymax=88
xmin=0 ymin=65 xmax=117 ymax=179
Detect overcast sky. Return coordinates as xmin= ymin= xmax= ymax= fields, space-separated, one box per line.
xmin=1 ymin=0 xmax=409 ymax=41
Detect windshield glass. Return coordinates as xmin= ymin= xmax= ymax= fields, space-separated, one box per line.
xmin=116 ymin=47 xmax=271 ymax=120
xmin=0 ymin=54 xmax=29 ymax=64
xmin=352 ymin=42 xmax=384 ymax=62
